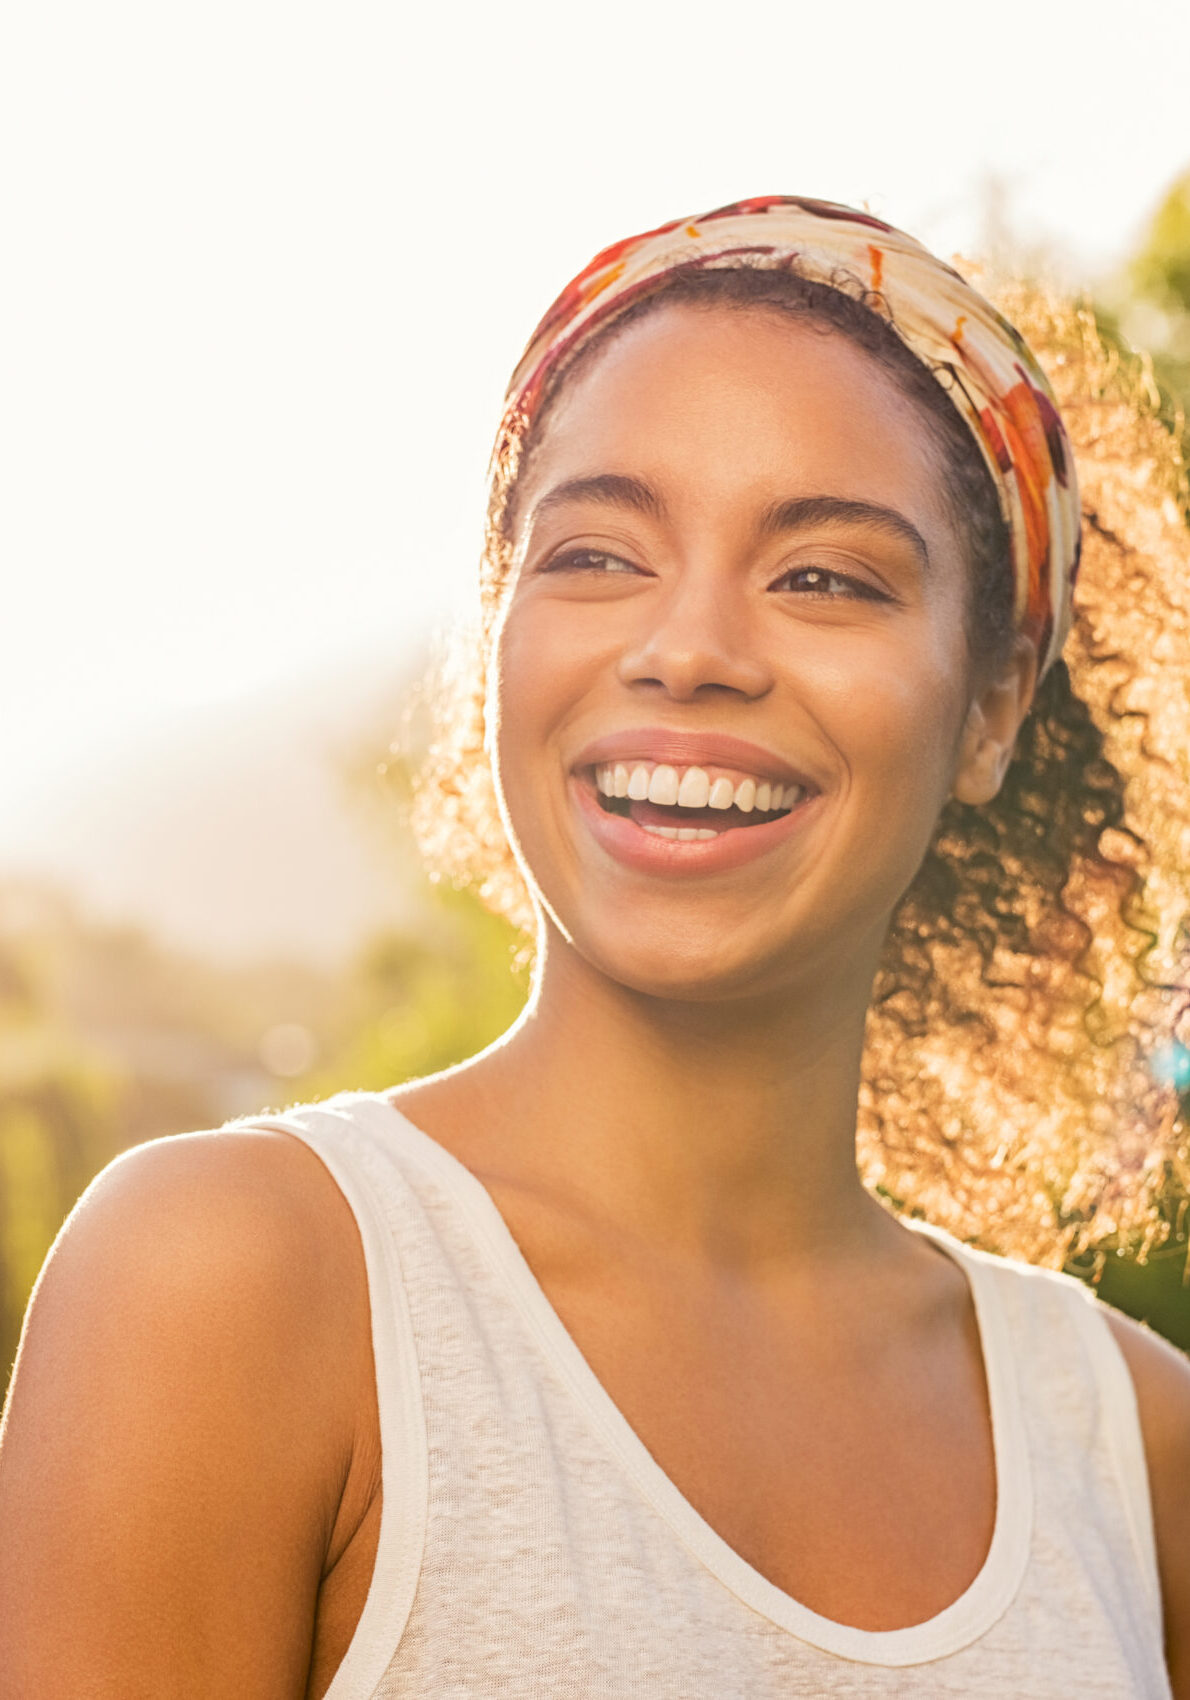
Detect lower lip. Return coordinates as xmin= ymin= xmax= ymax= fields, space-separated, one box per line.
xmin=572 ymin=778 xmax=821 ymax=878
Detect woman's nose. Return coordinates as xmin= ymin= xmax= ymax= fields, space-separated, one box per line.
xmin=615 ymin=570 xmax=774 ymax=702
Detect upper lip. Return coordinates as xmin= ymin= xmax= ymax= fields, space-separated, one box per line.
xmin=570 ymin=728 xmax=821 ymax=791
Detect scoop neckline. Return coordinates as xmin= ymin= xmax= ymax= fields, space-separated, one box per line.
xmin=362 ymin=1090 xmax=1033 ymax=1667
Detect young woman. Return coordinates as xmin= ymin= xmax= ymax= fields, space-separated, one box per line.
xmin=2 ymin=197 xmax=1189 ymax=1698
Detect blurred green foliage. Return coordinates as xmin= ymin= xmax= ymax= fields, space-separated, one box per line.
xmin=293 ymin=884 xmax=530 ymax=1101
xmin=0 ymin=876 xmax=528 ymax=1397
xmin=1091 ymin=1223 xmax=1189 ymax=1350
xmin=1130 ymin=172 xmax=1190 ymax=318
xmin=1098 ymin=170 xmax=1190 ymax=487
xmin=1078 ymin=172 xmax=1190 ymax=1340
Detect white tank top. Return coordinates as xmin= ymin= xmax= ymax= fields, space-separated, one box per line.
xmin=240 ymin=1089 xmax=1171 ymax=1698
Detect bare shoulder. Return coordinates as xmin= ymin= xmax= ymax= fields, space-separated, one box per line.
xmin=1 ymin=1118 xmax=375 ymax=1499
xmin=5 ymin=1121 xmax=368 ymax=1400
xmin=1100 ymin=1303 xmax=1190 ymax=1500
xmin=1099 ymin=1304 xmax=1190 ymax=1694
xmin=0 ymin=1121 xmax=375 ymax=1698
xmin=1100 ymin=1303 xmax=1190 ymax=1438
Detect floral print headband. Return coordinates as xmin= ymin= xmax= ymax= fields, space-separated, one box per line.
xmin=496 ymin=195 xmax=1080 ymax=679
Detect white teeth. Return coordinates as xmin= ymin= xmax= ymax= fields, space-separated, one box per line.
xmin=641 ymin=823 xmax=723 ymax=842
xmin=593 ymin=760 xmax=806 ymax=814
xmin=647 ymin=765 xmax=680 ymax=806
xmin=676 ymin=766 xmax=710 ymax=808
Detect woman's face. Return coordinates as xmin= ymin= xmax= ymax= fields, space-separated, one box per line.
xmin=489 ymin=304 xmax=1017 ymax=1002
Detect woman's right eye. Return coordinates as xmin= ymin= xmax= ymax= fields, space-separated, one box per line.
xmin=539 ymin=548 xmax=643 ymax=576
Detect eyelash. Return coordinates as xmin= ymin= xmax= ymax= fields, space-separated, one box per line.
xmin=541 ymin=549 xmax=888 ymax=602
xmin=769 ymin=565 xmax=890 ymax=601
xmin=540 ymin=548 xmax=644 ymax=576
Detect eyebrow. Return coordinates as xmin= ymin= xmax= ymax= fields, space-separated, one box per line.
xmin=528 ymin=473 xmax=665 ymax=527
xmin=528 ymin=476 xmax=930 ymax=571
xmin=758 ymin=495 xmax=931 ymax=571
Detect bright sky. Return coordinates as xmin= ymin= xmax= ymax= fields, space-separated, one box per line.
xmin=4 ymin=0 xmax=1189 ymax=828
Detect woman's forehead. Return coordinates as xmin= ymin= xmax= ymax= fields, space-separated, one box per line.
xmin=517 ymin=304 xmax=951 ymax=534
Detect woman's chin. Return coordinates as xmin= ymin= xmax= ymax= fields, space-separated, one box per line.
xmin=547 ymin=914 xmax=810 ymax=1006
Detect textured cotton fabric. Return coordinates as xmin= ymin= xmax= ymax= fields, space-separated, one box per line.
xmin=240 ymin=1089 xmax=1170 ymax=1698
xmin=493 ymin=195 xmax=1081 ymax=679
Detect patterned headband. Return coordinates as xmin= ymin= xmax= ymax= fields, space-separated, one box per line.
xmin=495 ymin=195 xmax=1080 ymax=679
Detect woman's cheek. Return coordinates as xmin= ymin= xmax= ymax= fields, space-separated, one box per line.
xmin=488 ymin=604 xmax=575 ymax=858
xmin=835 ymin=641 xmax=967 ymax=834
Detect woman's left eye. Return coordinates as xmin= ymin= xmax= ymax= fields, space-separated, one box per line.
xmin=540 ymin=548 xmax=643 ymax=576
xmin=770 ymin=564 xmax=887 ymax=600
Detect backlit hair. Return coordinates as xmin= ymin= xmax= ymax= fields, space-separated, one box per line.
xmin=413 ymin=264 xmax=1190 ymax=1269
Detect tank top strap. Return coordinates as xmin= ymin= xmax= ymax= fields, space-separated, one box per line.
xmin=913 ymin=1221 xmax=1164 ymax=1640
xmin=235 ymin=1091 xmax=431 ymax=1700
xmin=1064 ymin=1274 xmax=1164 ymax=1623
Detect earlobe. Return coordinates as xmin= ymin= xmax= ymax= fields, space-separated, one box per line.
xmin=952 ymin=712 xmax=1011 ymax=805
xmin=951 ymin=637 xmax=1038 ymax=806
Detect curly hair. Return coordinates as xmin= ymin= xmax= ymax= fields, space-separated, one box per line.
xmin=412 ymin=258 xmax=1190 ymax=1269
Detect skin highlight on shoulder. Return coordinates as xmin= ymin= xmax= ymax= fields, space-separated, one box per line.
xmin=0 ymin=1126 xmax=379 ymax=1700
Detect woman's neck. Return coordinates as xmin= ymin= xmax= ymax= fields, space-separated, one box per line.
xmin=395 ymin=925 xmax=898 ymax=1272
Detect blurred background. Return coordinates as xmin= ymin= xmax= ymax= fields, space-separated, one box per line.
xmin=3 ymin=0 xmax=1189 ymax=1388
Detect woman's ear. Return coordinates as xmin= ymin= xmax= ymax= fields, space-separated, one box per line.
xmin=952 ymin=635 xmax=1039 ymax=806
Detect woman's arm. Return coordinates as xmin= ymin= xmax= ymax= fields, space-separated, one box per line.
xmin=0 ymin=1126 xmax=372 ymax=1699
xmin=1104 ymin=1309 xmax=1190 ymax=1699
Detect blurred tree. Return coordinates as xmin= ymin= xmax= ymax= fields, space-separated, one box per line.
xmin=0 ymin=1061 xmax=125 ymax=1369
xmin=1083 ymin=168 xmax=1190 ymax=1339
xmin=1091 ymin=1230 xmax=1189 ymax=1351
xmin=0 ymin=860 xmax=530 ymax=1397
xmin=1097 ymin=170 xmax=1190 ymax=493
xmin=305 ymin=703 xmax=531 ymax=1100
xmin=1130 ymin=170 xmax=1190 ymax=316
xmin=292 ymin=882 xmax=529 ymax=1102
xmin=0 ymin=881 xmax=359 ymax=1392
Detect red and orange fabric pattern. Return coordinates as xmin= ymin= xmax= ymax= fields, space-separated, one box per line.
xmin=497 ymin=195 xmax=1080 ymax=679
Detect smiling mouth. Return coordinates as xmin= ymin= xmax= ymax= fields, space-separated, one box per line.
xmin=588 ymin=760 xmax=809 ymax=841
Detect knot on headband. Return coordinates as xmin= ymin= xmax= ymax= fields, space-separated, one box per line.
xmin=496 ymin=195 xmax=1081 ymax=678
